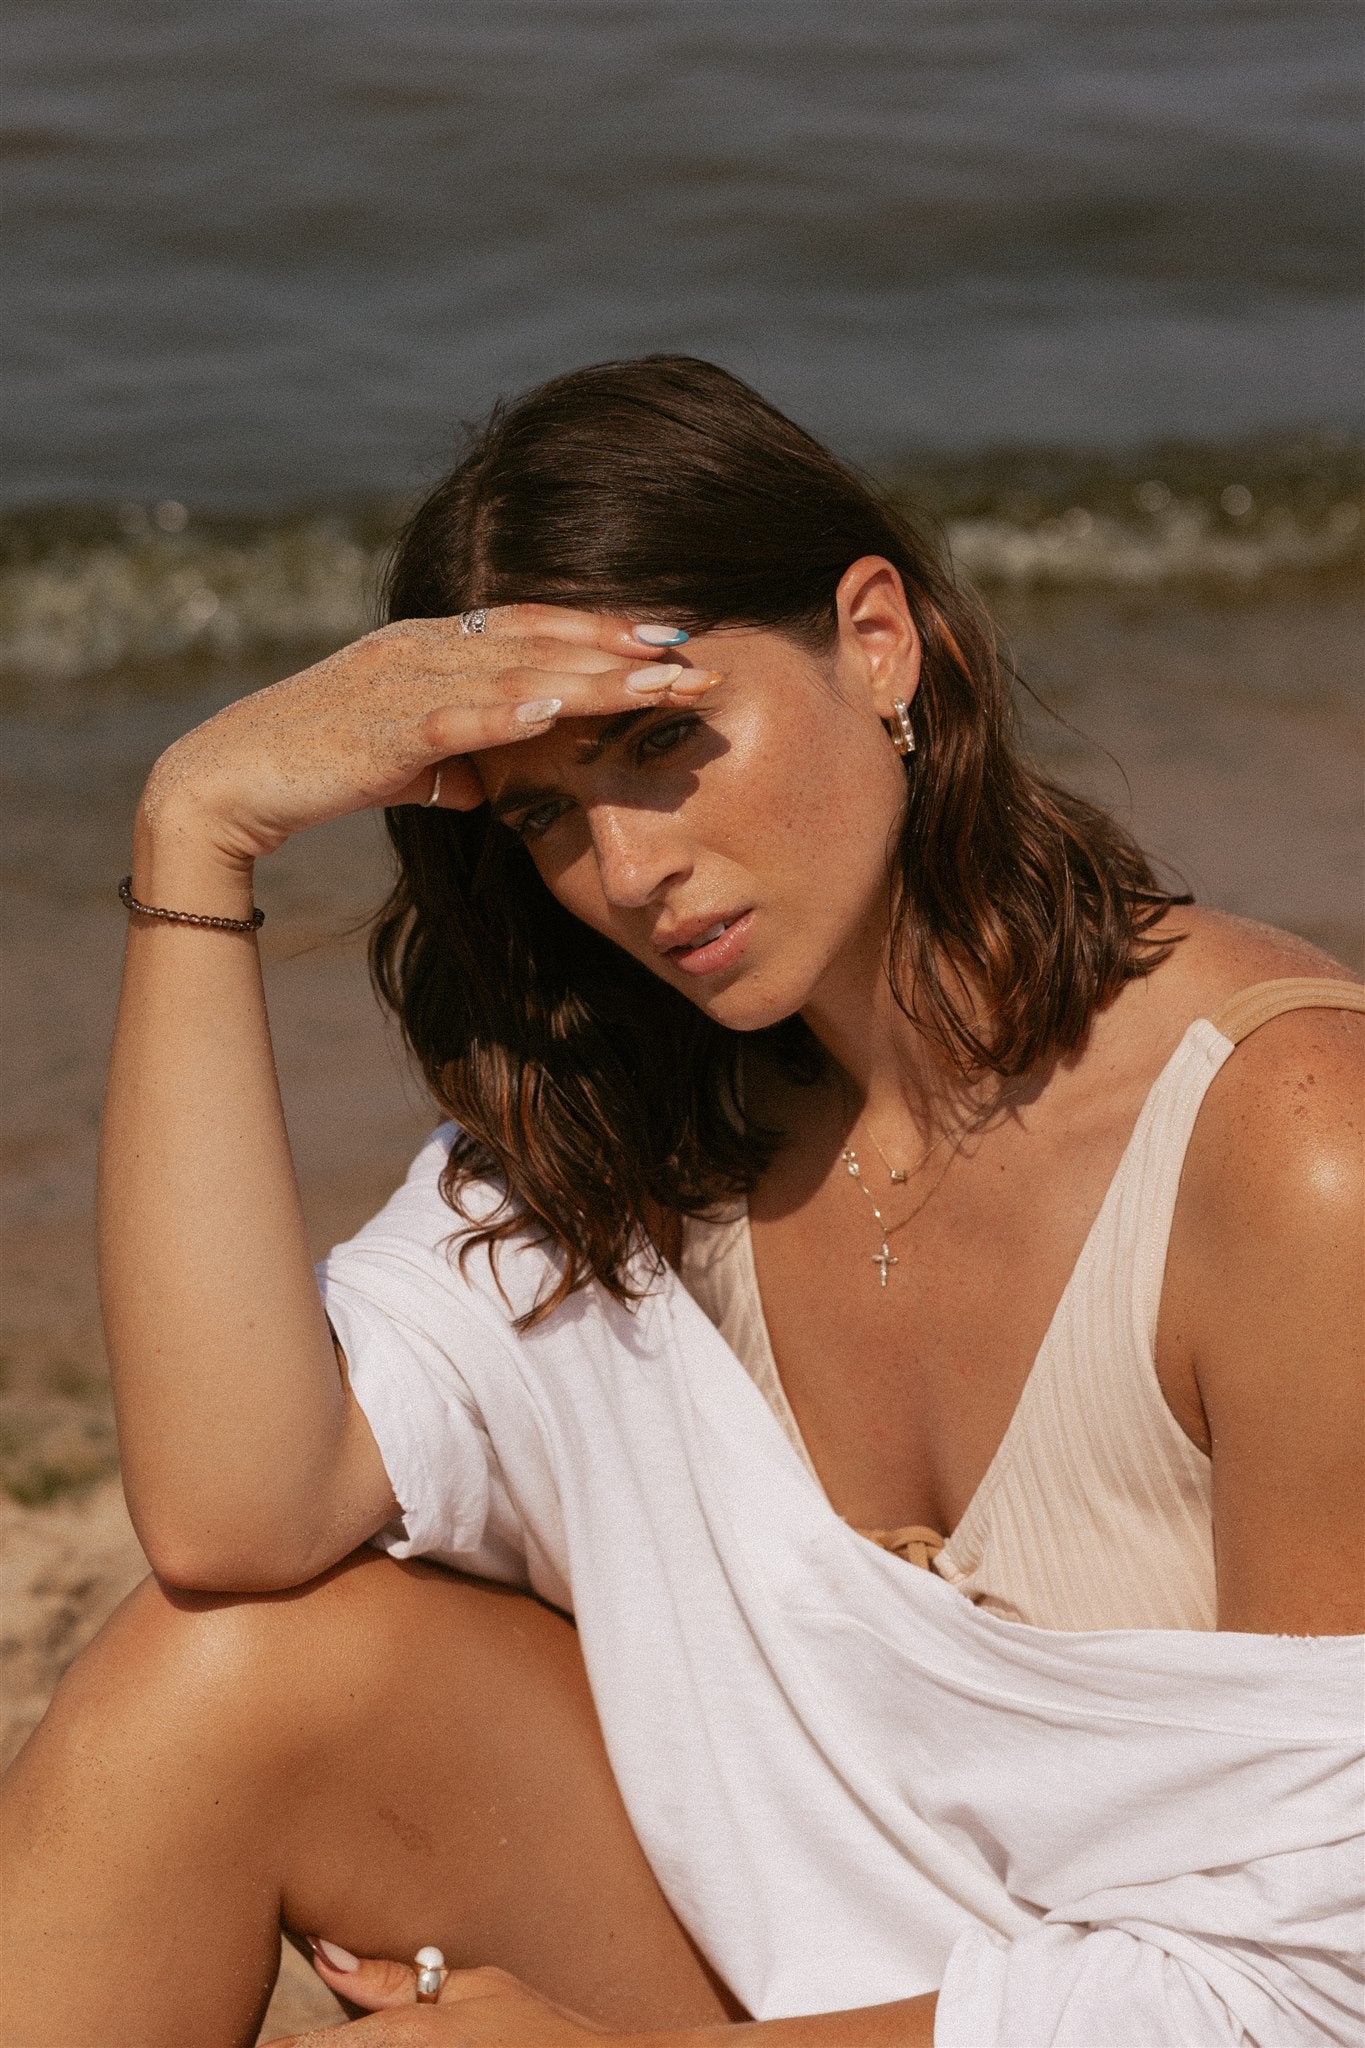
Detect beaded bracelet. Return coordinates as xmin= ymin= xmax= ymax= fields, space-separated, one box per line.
xmin=118 ymin=875 xmax=265 ymax=932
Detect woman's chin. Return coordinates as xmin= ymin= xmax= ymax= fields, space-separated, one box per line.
xmin=689 ymin=974 xmax=810 ymax=1036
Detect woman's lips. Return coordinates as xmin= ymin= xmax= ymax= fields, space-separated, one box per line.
xmin=667 ymin=909 xmax=754 ymax=976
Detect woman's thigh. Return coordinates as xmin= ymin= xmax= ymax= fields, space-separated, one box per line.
xmin=0 ymin=1550 xmax=737 ymax=2045
xmin=270 ymin=1550 xmax=735 ymax=2026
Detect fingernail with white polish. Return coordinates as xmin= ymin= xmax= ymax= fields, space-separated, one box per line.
xmin=626 ymin=664 xmax=683 ymax=693
xmin=633 ymin=625 xmax=689 ymax=646
xmin=515 ymin=697 xmax=563 ymax=724
xmin=315 ymin=1938 xmax=359 ymax=1971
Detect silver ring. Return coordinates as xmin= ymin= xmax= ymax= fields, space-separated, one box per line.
xmin=457 ymin=608 xmax=489 ymax=636
xmin=414 ymin=1945 xmax=445 ymax=2003
xmin=424 ymin=764 xmax=443 ymax=807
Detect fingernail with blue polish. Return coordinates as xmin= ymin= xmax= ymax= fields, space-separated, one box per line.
xmin=633 ymin=625 xmax=689 ymax=646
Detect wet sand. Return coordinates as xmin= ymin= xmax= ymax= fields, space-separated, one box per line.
xmin=1 ymin=589 xmax=1360 ymax=2039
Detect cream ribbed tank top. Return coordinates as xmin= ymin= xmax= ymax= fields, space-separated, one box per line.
xmin=679 ymin=979 xmax=1364 ymax=1632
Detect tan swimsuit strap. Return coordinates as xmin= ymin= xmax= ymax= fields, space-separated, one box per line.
xmin=1207 ymin=976 xmax=1365 ymax=1045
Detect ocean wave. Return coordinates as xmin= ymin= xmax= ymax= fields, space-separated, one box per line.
xmin=0 ymin=508 xmax=393 ymax=683
xmin=2 ymin=440 xmax=1359 ymax=680
xmin=900 ymin=437 xmax=1363 ymax=597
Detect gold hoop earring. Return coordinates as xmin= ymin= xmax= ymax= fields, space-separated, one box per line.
xmin=887 ymin=699 xmax=916 ymax=757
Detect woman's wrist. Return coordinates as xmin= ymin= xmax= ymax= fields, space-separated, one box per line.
xmin=130 ymin=797 xmax=259 ymax=923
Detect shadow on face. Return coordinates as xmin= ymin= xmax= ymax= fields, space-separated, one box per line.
xmin=474 ymin=628 xmax=906 ymax=1034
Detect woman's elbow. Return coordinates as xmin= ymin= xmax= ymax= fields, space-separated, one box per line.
xmin=133 ymin=1509 xmax=328 ymax=1596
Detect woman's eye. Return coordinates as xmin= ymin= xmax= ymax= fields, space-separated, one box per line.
xmin=512 ymin=716 xmax=700 ymax=838
xmin=514 ymin=801 xmax=569 ymax=842
xmin=636 ymin=714 xmax=700 ymax=761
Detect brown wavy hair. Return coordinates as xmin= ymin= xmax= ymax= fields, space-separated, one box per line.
xmin=371 ymin=356 xmax=1184 ymax=1323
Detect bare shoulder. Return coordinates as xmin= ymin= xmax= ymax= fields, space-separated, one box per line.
xmin=1145 ymin=902 xmax=1361 ymax=1021
xmin=1173 ymin=898 xmax=1362 ymax=1259
xmin=1161 ymin=924 xmax=1363 ymax=1633
xmin=1172 ymin=897 xmax=1363 ymax=1202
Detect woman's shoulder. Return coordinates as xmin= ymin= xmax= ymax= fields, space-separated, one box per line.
xmin=1152 ymin=914 xmax=1363 ymax=1633
xmin=1152 ymin=904 xmax=1362 ymax=1200
xmin=1103 ymin=905 xmax=1359 ymax=1108
xmin=1144 ymin=902 xmax=1361 ymax=1022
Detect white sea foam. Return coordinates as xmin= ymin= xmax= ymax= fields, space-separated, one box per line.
xmin=2 ymin=445 xmax=1360 ymax=681
xmin=947 ymin=499 xmax=1362 ymax=591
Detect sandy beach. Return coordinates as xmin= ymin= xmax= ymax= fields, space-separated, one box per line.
xmin=1 ymin=588 xmax=1360 ymax=2040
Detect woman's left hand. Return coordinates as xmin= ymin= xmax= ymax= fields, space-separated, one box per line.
xmin=277 ymin=1944 xmax=612 ymax=2045
xmin=281 ymin=1939 xmax=938 ymax=2047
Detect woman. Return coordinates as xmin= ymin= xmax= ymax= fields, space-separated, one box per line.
xmin=1 ymin=358 xmax=1360 ymax=2047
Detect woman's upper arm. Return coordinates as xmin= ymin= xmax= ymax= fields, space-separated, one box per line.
xmin=1169 ymin=1006 xmax=1364 ymax=1635
xmin=327 ymin=1335 xmax=404 ymax=1541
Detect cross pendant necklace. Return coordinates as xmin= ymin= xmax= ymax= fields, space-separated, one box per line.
xmin=840 ymin=1148 xmax=899 ymax=1288
xmin=839 ymin=1075 xmax=1010 ymax=1288
xmin=840 ymin=1135 xmax=965 ymax=1288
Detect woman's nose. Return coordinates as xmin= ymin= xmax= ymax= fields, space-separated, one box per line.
xmin=590 ymin=806 xmax=691 ymax=909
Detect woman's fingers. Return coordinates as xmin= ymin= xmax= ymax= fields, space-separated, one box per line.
xmin=306 ymin=1935 xmax=438 ymax=2010
xmin=297 ymin=1947 xmax=605 ymax=2046
xmin=387 ymin=755 xmax=487 ymax=811
xmin=484 ymin=662 xmax=722 ymax=713
xmin=386 ymin=660 xmax=724 ymax=809
xmin=476 ymin=602 xmax=692 ymax=658
xmin=411 ymin=664 xmax=721 ymax=768
xmin=490 ymin=662 xmax=720 ymax=708
xmin=141 ymin=610 xmax=717 ymax=859
xmin=416 ymin=626 xmax=694 ymax=684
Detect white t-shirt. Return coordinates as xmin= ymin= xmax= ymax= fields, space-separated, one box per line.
xmin=318 ymin=1127 xmax=1364 ymax=2045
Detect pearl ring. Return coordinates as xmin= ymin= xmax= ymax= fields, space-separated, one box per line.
xmin=415 ymin=1945 xmax=445 ymax=2002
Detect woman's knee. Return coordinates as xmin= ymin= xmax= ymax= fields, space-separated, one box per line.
xmin=23 ymin=1551 xmax=419 ymax=1787
xmin=47 ymin=1548 xmax=562 ymax=1739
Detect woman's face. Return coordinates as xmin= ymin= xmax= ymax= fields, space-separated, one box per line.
xmin=474 ymin=560 xmax=921 ymax=1033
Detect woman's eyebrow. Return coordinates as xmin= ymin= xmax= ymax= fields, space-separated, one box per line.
xmin=489 ymin=710 xmax=651 ymax=818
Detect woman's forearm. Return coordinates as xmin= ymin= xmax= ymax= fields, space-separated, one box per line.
xmin=97 ymin=806 xmax=391 ymax=1589
xmin=646 ymin=1994 xmax=938 ymax=2048
xmin=96 ymin=615 xmax=702 ymax=1588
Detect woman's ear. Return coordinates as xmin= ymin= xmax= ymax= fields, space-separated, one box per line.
xmin=833 ymin=556 xmax=922 ymax=719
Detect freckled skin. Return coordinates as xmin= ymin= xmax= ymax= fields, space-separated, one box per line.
xmin=122 ymin=572 xmax=1365 ymax=1626
xmin=478 ymin=623 xmax=912 ymax=1034
xmin=138 ymin=579 xmax=917 ymax=1043
xmin=139 ymin=609 xmax=724 ymax=865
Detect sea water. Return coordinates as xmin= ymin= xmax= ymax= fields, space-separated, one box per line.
xmin=3 ymin=0 xmax=1362 ymax=677
xmin=5 ymin=5 xmax=1361 ymax=511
